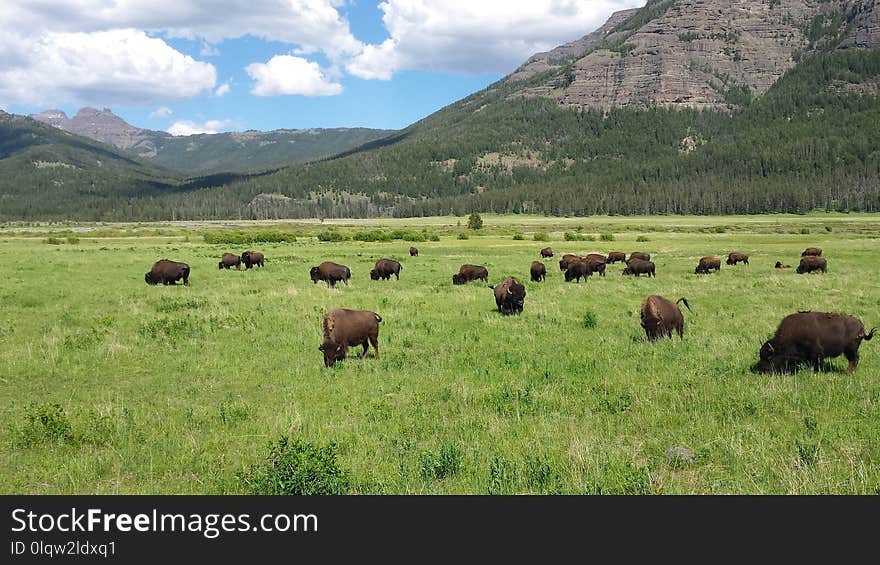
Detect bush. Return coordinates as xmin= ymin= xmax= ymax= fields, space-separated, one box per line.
xmin=457 ymin=233 xmax=470 ymax=240
xmin=45 ymin=237 xmax=63 ymax=245
xmin=66 ymin=235 xmax=80 ymax=244
xmin=513 ymin=233 xmax=525 ymax=240
xmin=429 ymin=233 xmax=441 ymax=242
xmin=237 ymin=436 xmax=350 ymax=495
xmin=420 ymin=442 xmax=463 ymax=480
xmin=12 ymin=403 xmax=75 ymax=447
xmin=636 ymin=235 xmax=650 ymax=242
xmin=204 ymin=230 xmax=296 ymax=244
xmin=533 ymin=232 xmax=549 ymax=242
xmin=583 ymin=311 xmax=598 ymax=329
xmin=317 ymin=230 xmax=350 ymax=242
xmin=467 ymin=213 xmax=483 ymax=230
xmin=352 ymin=230 xmax=392 ymax=242
xmin=599 ymin=233 xmax=615 ymax=242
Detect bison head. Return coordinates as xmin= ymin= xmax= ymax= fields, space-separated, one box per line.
xmin=318 ymin=341 xmax=346 ymax=367
xmin=370 ymin=269 xmax=380 ymax=280
xmin=796 ymin=263 xmax=807 ymax=274
xmin=218 ymin=261 xmax=224 ymax=270
xmin=310 ymin=267 xmax=321 ymax=283
xmin=145 ymin=272 xmax=158 ymax=285
xmin=452 ymin=273 xmax=464 ymax=285
xmin=755 ymin=339 xmax=799 ymax=374
xmin=504 ymin=283 xmax=526 ymax=314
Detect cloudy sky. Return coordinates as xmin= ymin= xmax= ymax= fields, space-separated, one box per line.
xmin=0 ymin=1 xmax=645 ymax=133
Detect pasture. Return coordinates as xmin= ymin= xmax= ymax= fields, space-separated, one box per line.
xmin=1 ymin=214 xmax=879 ymax=494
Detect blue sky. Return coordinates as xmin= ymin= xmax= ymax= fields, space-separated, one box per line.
xmin=0 ymin=1 xmax=645 ymax=133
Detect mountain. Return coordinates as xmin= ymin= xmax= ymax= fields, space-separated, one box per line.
xmin=29 ymin=108 xmax=395 ymax=175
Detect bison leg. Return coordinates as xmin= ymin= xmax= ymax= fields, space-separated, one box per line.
xmin=677 ymin=322 xmax=684 ymax=339
xmin=362 ymin=342 xmax=369 ymax=357
xmin=369 ymin=335 xmax=380 ymax=359
xmin=845 ymin=348 xmax=860 ymax=373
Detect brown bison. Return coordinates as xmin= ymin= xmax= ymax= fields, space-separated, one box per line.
xmin=410 ymin=247 xmax=419 ymax=257
xmin=371 ymin=258 xmax=402 ymax=281
xmin=218 ymin=253 xmax=241 ymax=270
xmin=540 ymin=247 xmax=554 ymax=258
xmin=640 ymin=295 xmax=691 ymax=340
xmin=319 ymin=309 xmax=382 ymax=368
xmin=797 ymin=256 xmax=827 ymax=274
xmin=607 ymin=252 xmax=627 ymax=264
xmin=775 ymin=261 xmax=792 ymax=269
xmin=629 ymin=252 xmax=651 ymax=263
xmin=622 ymin=259 xmax=656 ymax=277
xmin=145 ymin=259 xmax=190 ymax=286
xmin=530 ymin=261 xmax=546 ymax=282
xmin=558 ymin=254 xmax=580 ymax=271
xmin=453 ymin=264 xmax=489 ymax=285
xmin=564 ymin=260 xmax=591 ymax=283
xmin=695 ymin=256 xmax=722 ymax=274
xmin=241 ymin=251 xmax=265 ymax=269
xmin=493 ymin=277 xmax=526 ymax=315
xmin=802 ymin=247 xmax=823 ymax=257
xmin=727 ymin=252 xmax=749 ymax=266
xmin=583 ymin=255 xmax=606 ymax=277
xmin=310 ymin=261 xmax=351 ymax=288
xmin=757 ymin=312 xmax=875 ymax=374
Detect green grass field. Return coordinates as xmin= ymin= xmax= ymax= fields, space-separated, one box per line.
xmin=1 ymin=214 xmax=879 ymax=494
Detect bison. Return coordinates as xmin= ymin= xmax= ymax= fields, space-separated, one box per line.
xmin=607 ymin=252 xmax=627 ymax=264
xmin=622 ymin=259 xmax=656 ymax=278
xmin=802 ymin=247 xmax=823 ymax=257
xmin=319 ymin=309 xmax=382 ymax=367
xmin=371 ymin=258 xmax=402 ymax=281
xmin=493 ymin=277 xmax=526 ymax=315
xmin=775 ymin=261 xmax=792 ymax=269
xmin=756 ymin=311 xmax=875 ymax=374
xmin=559 ymin=254 xmax=580 ymax=271
xmin=241 ymin=251 xmax=265 ymax=269
xmin=453 ymin=264 xmax=489 ymax=285
xmin=797 ymin=256 xmax=827 ymax=274
xmin=640 ymin=295 xmax=691 ymax=341
xmin=310 ymin=261 xmax=351 ymax=288
xmin=530 ymin=261 xmax=547 ymax=282
xmin=695 ymin=256 xmax=722 ymax=274
xmin=583 ymin=255 xmax=606 ymax=277
xmin=145 ymin=259 xmax=190 ymax=286
xmin=410 ymin=247 xmax=419 ymax=257
xmin=218 ymin=253 xmax=241 ymax=270
xmin=629 ymin=252 xmax=651 ymax=263
xmin=540 ymin=247 xmax=554 ymax=258
xmin=564 ymin=260 xmax=591 ymax=283
xmin=727 ymin=252 xmax=749 ymax=266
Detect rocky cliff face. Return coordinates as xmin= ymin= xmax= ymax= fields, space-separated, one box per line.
xmin=30 ymin=107 xmax=167 ymax=149
xmin=510 ymin=0 xmax=880 ymax=111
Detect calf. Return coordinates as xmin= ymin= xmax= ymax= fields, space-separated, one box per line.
xmin=453 ymin=264 xmax=489 ymax=285
xmin=319 ymin=309 xmax=382 ymax=367
xmin=695 ymin=256 xmax=722 ymax=274
xmin=493 ymin=277 xmax=526 ymax=315
xmin=410 ymin=247 xmax=419 ymax=257
xmin=530 ymin=261 xmax=547 ymax=282
xmin=540 ymin=247 xmax=554 ymax=258
xmin=310 ymin=261 xmax=352 ymax=288
xmin=371 ymin=258 xmax=402 ymax=281
xmin=622 ymin=259 xmax=656 ymax=277
xmin=775 ymin=261 xmax=791 ymax=269
xmin=757 ymin=311 xmax=875 ymax=373
xmin=640 ymin=296 xmax=691 ymax=340
xmin=218 ymin=253 xmax=241 ymax=270
xmin=726 ymin=252 xmax=749 ymax=266
xmin=145 ymin=259 xmax=190 ymax=286
xmin=797 ymin=256 xmax=827 ymax=274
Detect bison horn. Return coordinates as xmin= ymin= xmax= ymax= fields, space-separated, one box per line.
xmin=507 ymin=288 xmax=513 ymax=295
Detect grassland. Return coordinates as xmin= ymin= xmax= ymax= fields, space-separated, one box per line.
xmin=1 ymin=214 xmax=878 ymax=494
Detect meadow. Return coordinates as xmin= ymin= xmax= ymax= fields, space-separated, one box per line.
xmin=1 ymin=214 xmax=878 ymax=494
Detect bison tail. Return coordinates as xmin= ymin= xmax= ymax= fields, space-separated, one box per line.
xmin=676 ymin=297 xmax=692 ymax=311
xmin=865 ymin=328 xmax=877 ymax=342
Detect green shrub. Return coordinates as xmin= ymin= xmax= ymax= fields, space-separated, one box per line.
xmin=66 ymin=235 xmax=80 ymax=244
xmin=45 ymin=237 xmax=63 ymax=245
xmin=12 ymin=403 xmax=75 ymax=447
xmin=533 ymin=232 xmax=549 ymax=242
xmin=583 ymin=311 xmax=598 ymax=329
xmin=317 ymin=230 xmax=350 ymax=242
xmin=513 ymin=233 xmax=525 ymax=240
xmin=467 ymin=213 xmax=483 ymax=230
xmin=352 ymin=230 xmax=393 ymax=242
xmin=599 ymin=233 xmax=615 ymax=242
xmin=457 ymin=233 xmax=469 ymax=240
xmin=237 ymin=436 xmax=351 ymax=495
xmin=204 ymin=230 xmax=296 ymax=245
xmin=636 ymin=235 xmax=650 ymax=242
xmin=420 ymin=442 xmax=463 ymax=480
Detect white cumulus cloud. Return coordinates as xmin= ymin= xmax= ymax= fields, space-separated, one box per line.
xmin=0 ymin=29 xmax=216 ymax=106
xmin=348 ymin=0 xmax=646 ymax=79
xmin=214 ymin=83 xmax=231 ymax=97
xmin=246 ymin=55 xmax=342 ymax=97
xmin=167 ymin=118 xmax=232 ymax=136
xmin=150 ymin=106 xmax=173 ymax=118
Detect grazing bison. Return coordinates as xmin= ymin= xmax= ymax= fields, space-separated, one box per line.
xmin=241 ymin=251 xmax=265 ymax=269
xmin=310 ymin=261 xmax=351 ymax=288
xmin=410 ymin=247 xmax=419 ymax=257
xmin=775 ymin=261 xmax=792 ymax=269
xmin=727 ymin=252 xmax=749 ymax=266
xmin=802 ymin=247 xmax=823 ymax=257
xmin=757 ymin=311 xmax=875 ymax=374
xmin=145 ymin=259 xmax=190 ymax=286
xmin=565 ymin=260 xmax=591 ymax=283
xmin=493 ymin=277 xmax=526 ymax=315
xmin=640 ymin=295 xmax=691 ymax=340
xmin=583 ymin=255 xmax=606 ymax=277
xmin=559 ymin=254 xmax=580 ymax=271
xmin=629 ymin=252 xmax=651 ymax=263
xmin=797 ymin=256 xmax=827 ymax=274
xmin=218 ymin=253 xmax=241 ymax=270
xmin=371 ymin=258 xmax=402 ymax=281
xmin=319 ymin=309 xmax=382 ymax=367
xmin=453 ymin=264 xmax=489 ymax=285
xmin=540 ymin=247 xmax=554 ymax=258
xmin=695 ymin=256 xmax=722 ymax=274
xmin=530 ymin=261 xmax=547 ymax=282
xmin=622 ymin=259 xmax=656 ymax=277
xmin=607 ymin=252 xmax=627 ymax=264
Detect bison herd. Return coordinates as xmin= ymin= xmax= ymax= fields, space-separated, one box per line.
xmin=145 ymin=243 xmax=872 ymax=372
